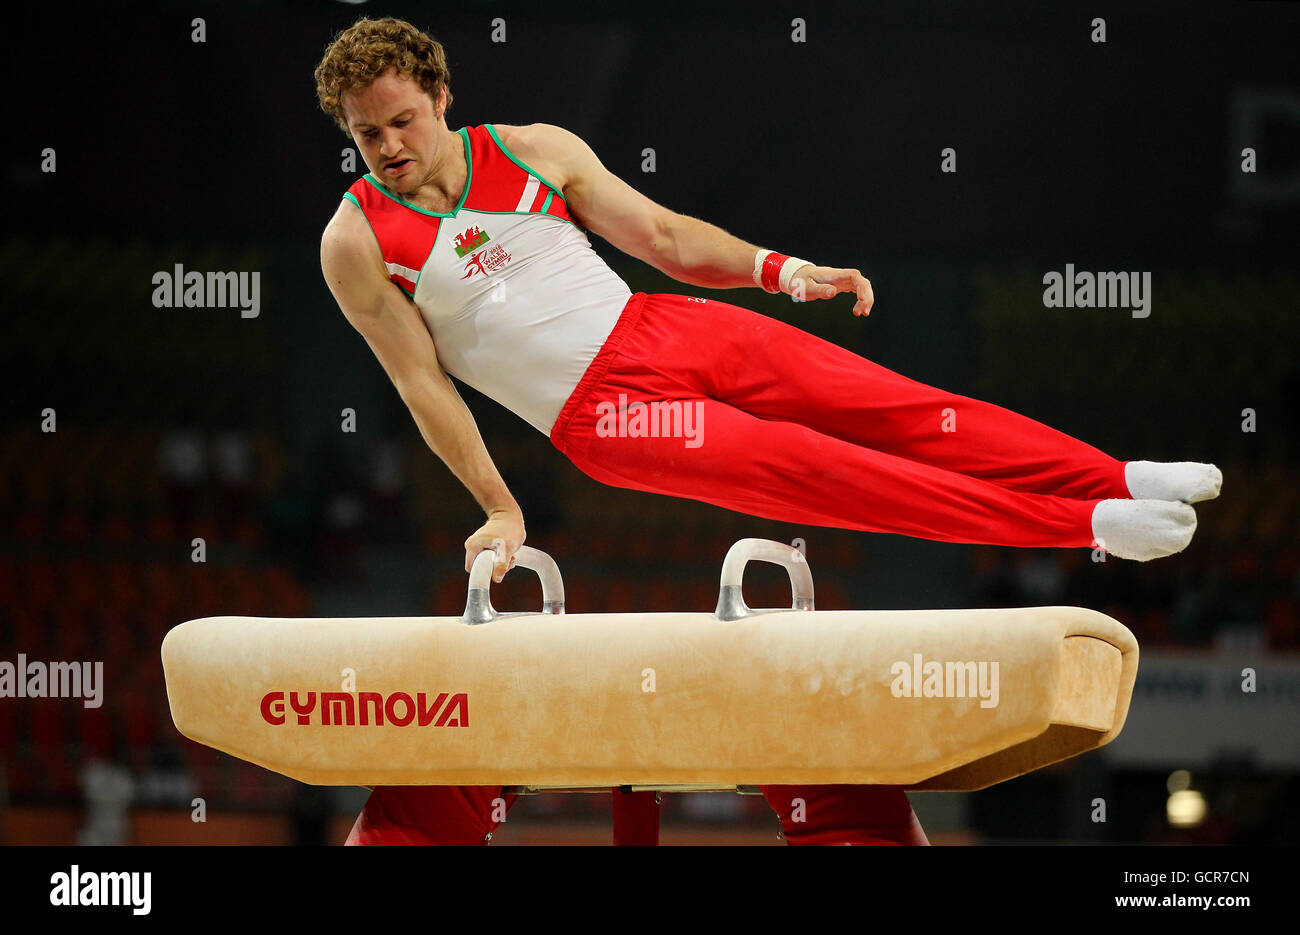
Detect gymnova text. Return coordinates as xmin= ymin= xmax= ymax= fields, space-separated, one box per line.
xmin=595 ymin=394 xmax=704 ymax=448
xmin=50 ymin=866 xmax=151 ymax=915
xmin=1042 ymin=264 xmax=1151 ymax=318
xmin=890 ymin=654 xmax=999 ymax=708
xmin=0 ymin=654 xmax=103 ymax=708
xmin=151 ymin=263 xmax=261 ymax=318
xmin=260 ymin=690 xmax=469 ymax=726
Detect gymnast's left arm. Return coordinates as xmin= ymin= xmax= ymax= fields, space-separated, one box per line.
xmin=531 ymin=122 xmax=874 ymax=316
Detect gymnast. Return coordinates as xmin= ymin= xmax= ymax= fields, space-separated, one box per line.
xmin=313 ymin=17 xmax=1220 ymax=846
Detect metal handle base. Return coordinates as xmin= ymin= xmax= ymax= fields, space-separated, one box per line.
xmin=461 ymin=545 xmax=565 ymax=625
xmin=715 ymin=538 xmax=815 ymax=621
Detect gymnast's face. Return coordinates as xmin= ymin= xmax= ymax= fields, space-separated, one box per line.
xmin=342 ymin=68 xmax=447 ymax=195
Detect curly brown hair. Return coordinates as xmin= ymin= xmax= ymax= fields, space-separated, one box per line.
xmin=314 ymin=17 xmax=454 ymax=135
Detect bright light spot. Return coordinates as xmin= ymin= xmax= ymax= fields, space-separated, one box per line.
xmin=1167 ymin=789 xmax=1206 ymax=827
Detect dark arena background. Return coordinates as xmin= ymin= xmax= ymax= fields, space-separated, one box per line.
xmin=2 ymin=0 xmax=1297 ymax=865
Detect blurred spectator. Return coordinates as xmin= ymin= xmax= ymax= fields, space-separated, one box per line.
xmin=213 ymin=429 xmax=256 ymax=522
xmin=365 ymin=436 xmax=406 ymax=541
xmin=1012 ymin=551 xmax=1066 ymax=605
xmin=77 ymin=759 xmax=134 ymax=846
xmin=320 ymin=492 xmax=366 ymax=584
xmin=157 ymin=428 xmax=206 ymax=528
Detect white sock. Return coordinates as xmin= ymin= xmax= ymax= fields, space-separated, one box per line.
xmin=1091 ymin=499 xmax=1197 ymax=562
xmin=1124 ymin=461 xmax=1222 ymax=503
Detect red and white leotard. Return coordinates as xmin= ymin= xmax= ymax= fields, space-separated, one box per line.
xmin=343 ymin=124 xmax=633 ymax=436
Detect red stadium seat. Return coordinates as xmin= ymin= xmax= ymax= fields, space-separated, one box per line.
xmin=30 ymin=705 xmax=67 ymax=751
xmin=24 ymin=557 xmax=60 ymax=606
xmin=101 ymin=511 xmax=136 ymax=544
xmin=0 ymin=703 xmax=16 ymax=749
xmin=61 ymin=557 xmax=99 ymax=613
xmin=146 ymin=511 xmax=177 ymax=545
xmin=14 ymin=509 xmax=46 ymax=544
xmin=58 ymin=510 xmax=92 ymax=546
xmin=0 ymin=554 xmax=17 ymax=604
xmin=77 ymin=707 xmax=115 ymax=759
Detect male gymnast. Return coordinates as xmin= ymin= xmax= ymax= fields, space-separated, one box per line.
xmin=315 ymin=17 xmax=1220 ymax=846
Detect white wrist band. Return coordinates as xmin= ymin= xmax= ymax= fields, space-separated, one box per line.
xmin=779 ymin=256 xmax=812 ymax=293
xmin=752 ymin=249 xmax=773 ymax=290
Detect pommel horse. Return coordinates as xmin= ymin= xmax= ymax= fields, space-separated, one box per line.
xmin=161 ymin=538 xmax=1139 ymax=845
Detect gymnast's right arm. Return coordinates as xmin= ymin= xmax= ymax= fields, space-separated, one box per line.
xmin=319 ymin=199 xmax=526 ymax=583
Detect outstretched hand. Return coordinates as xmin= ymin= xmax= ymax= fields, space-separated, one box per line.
xmin=464 ymin=509 xmax=526 ymax=583
xmin=789 ymin=264 xmax=874 ymax=316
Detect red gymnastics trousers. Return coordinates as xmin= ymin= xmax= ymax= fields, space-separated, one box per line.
xmin=549 ymin=291 xmax=1129 ymax=546
xmin=346 ymin=292 xmax=1130 ymax=846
